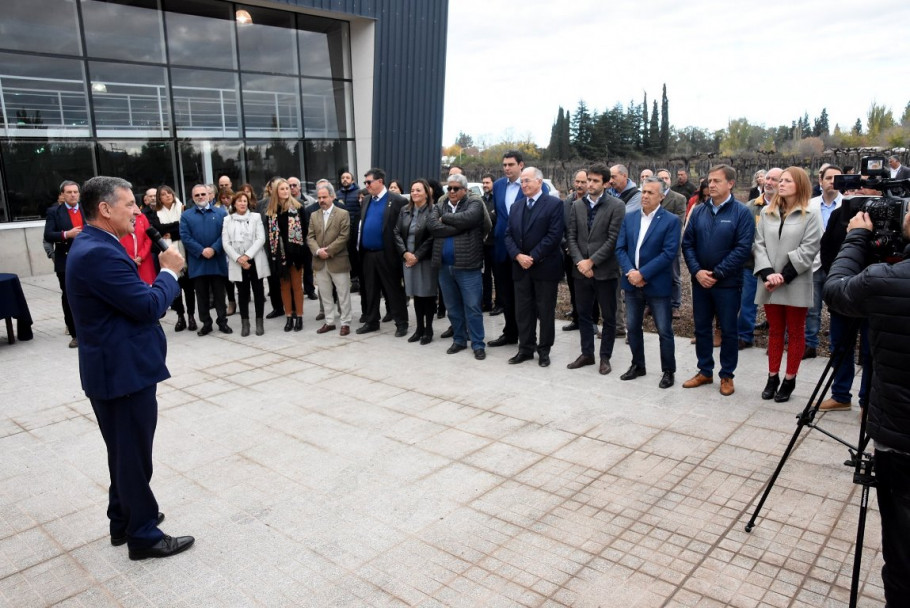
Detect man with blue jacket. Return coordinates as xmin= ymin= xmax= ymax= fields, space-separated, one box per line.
xmin=681 ymin=165 xmax=755 ymax=396
xmin=615 ymin=178 xmax=681 ymax=388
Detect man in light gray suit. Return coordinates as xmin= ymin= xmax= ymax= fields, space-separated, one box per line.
xmin=565 ymin=163 xmax=625 ymax=375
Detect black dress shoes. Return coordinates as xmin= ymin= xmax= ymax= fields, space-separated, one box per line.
xmin=567 ymin=354 xmax=595 ymax=369
xmin=774 ymin=377 xmax=796 ymax=402
xmin=187 ymin=316 xmax=198 ymax=331
xmin=762 ymin=374 xmax=780 ymax=400
xmin=217 ymin=321 xmax=233 ymax=334
xmin=562 ymin=321 xmax=579 ymax=331
xmin=489 ymin=306 xmax=503 ymax=316
xmin=420 ymin=331 xmax=433 ymax=345
xmin=447 ymin=343 xmax=467 ymax=354
xmin=474 ymin=348 xmax=486 ymax=360
xmin=620 ymin=365 xmax=646 ymax=381
xmin=659 ymin=371 xmax=674 ymax=389
xmin=284 ymin=317 xmax=294 ymax=332
xmin=382 ymin=312 xmax=393 ymax=323
xmin=538 ymin=354 xmax=551 ymax=367
xmin=441 ymin=326 xmax=455 ymax=339
xmin=112 ymin=513 xmax=164 ymax=546
xmin=488 ymin=335 xmax=517 ymax=347
xmin=802 ymin=347 xmax=817 ymax=360
xmin=174 ymin=316 xmax=186 ymax=332
xmin=508 ymin=352 xmax=534 ymax=364
xmin=355 ymin=323 xmax=379 ymax=334
xmin=128 ymin=534 xmax=195 ymax=561
xmin=266 ymin=309 xmax=283 ymax=319
xmin=394 ymin=325 xmax=408 ymax=337
xmin=599 ymin=358 xmax=612 ymax=375
xmin=197 ymin=324 xmax=213 ymax=336
xmin=293 ymin=316 xmax=302 ymax=332
xmin=408 ymin=330 xmax=422 ymax=343
xmin=306 ymin=290 xmax=319 ymax=301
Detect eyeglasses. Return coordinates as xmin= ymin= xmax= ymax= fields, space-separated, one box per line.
xmin=363 ymin=179 xmax=374 ymax=186
xmin=192 ymin=193 xmax=208 ymax=198
xmin=289 ymin=183 xmax=300 ymax=188
xmin=447 ymin=186 xmax=462 ymax=192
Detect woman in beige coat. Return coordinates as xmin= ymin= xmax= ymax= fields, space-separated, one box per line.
xmin=222 ymin=191 xmax=271 ymax=336
xmin=753 ymin=166 xmax=822 ymax=402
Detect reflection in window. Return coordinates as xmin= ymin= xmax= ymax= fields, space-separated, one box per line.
xmin=171 ymin=69 xmax=240 ymax=137
xmin=97 ymin=140 xmax=176 ymax=191
xmin=236 ymin=5 xmax=298 ymax=76
xmin=178 ymin=140 xmax=243 ymax=200
xmin=164 ymin=0 xmax=235 ymax=69
xmin=244 ymin=140 xmax=301 ymax=192
xmin=241 ymin=73 xmax=300 ymax=138
xmin=0 ymin=0 xmax=81 ymax=56
xmin=301 ymin=79 xmax=352 ymax=138
xmin=81 ymin=0 xmax=164 ymax=64
xmin=303 ymin=140 xmax=354 ymax=186
xmin=1 ymin=140 xmax=96 ymax=221
xmin=298 ymin=16 xmax=350 ymax=79
xmin=0 ymin=52 xmax=90 ymax=137
xmin=89 ymin=62 xmax=171 ymax=137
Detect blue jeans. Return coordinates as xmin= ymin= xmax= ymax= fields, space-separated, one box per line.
xmin=692 ymin=284 xmax=740 ymax=378
xmin=738 ymin=268 xmax=758 ymax=343
xmin=625 ymin=290 xmax=675 ymax=372
xmin=671 ymin=252 xmax=682 ymax=310
xmin=805 ymin=269 xmax=826 ymax=348
xmin=438 ymin=265 xmax=485 ymax=351
xmin=828 ymin=311 xmax=870 ymax=404
xmin=874 ymin=449 xmax=910 ymax=606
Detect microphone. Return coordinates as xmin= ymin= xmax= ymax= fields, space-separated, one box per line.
xmin=146 ymin=227 xmax=170 ymax=253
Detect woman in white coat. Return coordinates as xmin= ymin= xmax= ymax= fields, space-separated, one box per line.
xmin=222 ymin=191 xmax=271 ymax=336
xmin=753 ymin=166 xmax=822 ymax=402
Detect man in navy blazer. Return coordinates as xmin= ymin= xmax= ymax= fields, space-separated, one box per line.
xmin=615 ymin=178 xmax=681 ymax=388
xmin=505 ymin=167 xmax=564 ymax=367
xmin=43 ymin=180 xmax=83 ymax=347
xmin=66 ymin=176 xmax=195 ymax=561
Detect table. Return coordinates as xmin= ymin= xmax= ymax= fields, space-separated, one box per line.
xmin=0 ymin=273 xmax=33 ymax=343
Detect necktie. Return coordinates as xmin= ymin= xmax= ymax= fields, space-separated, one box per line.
xmin=527 ymin=198 xmax=535 ymax=209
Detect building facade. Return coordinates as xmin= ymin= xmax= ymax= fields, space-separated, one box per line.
xmin=0 ymin=0 xmax=448 ymax=223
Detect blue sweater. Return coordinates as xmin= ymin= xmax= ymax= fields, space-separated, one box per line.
xmin=682 ymin=197 xmax=755 ymax=289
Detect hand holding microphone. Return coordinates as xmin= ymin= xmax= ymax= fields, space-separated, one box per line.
xmin=146 ymin=227 xmax=185 ymax=275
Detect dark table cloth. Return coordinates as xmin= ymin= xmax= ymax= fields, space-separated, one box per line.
xmin=0 ymin=273 xmax=34 ymax=341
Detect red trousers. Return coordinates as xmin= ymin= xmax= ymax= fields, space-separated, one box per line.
xmin=765 ymin=304 xmax=807 ymax=377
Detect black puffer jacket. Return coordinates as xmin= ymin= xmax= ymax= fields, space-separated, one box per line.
xmin=824 ymin=228 xmax=910 ymax=452
xmin=427 ymin=194 xmax=485 ymax=270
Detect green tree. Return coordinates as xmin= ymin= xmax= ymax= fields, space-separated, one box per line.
xmin=649 ymin=99 xmax=660 ymax=156
xmin=641 ymin=93 xmax=650 ymax=154
xmin=852 ymin=118 xmax=863 ymax=135
xmin=659 ymin=84 xmax=670 ymax=154
xmin=867 ymin=101 xmax=895 ymax=137
xmin=901 ymin=101 xmax=910 ymax=126
xmin=570 ymin=100 xmax=597 ymax=159
xmin=455 ymin=131 xmax=474 ymax=149
xmin=813 ymin=108 xmax=829 ymax=137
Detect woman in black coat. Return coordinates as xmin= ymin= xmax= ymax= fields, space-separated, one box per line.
xmin=393 ymin=179 xmax=438 ymax=344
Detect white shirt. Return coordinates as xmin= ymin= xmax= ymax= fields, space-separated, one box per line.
xmin=634 ymin=206 xmax=659 ymax=268
xmin=504 ymin=179 xmax=521 ymax=214
xmin=322 ymin=206 xmax=333 ymax=225
xmin=891 ymin=164 xmax=902 ymax=178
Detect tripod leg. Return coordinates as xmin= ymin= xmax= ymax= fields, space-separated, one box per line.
xmin=745 ymin=421 xmax=806 ymax=532
xmin=849 ymin=481 xmax=871 ymax=608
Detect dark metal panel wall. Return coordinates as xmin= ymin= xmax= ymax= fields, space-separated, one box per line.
xmin=269 ymin=0 xmax=449 ymax=183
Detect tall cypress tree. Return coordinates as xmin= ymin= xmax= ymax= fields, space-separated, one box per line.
xmin=649 ymin=100 xmax=660 ymax=156
xmin=641 ymin=93 xmax=650 ymax=154
xmin=660 ymin=84 xmax=670 ymax=154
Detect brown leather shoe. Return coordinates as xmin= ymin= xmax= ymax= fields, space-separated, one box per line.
xmin=720 ymin=377 xmax=735 ymax=396
xmin=567 ymin=354 xmax=595 ymax=369
xmin=339 ymin=325 xmax=350 ymax=336
xmin=682 ymin=373 xmax=713 ymax=388
xmin=819 ymin=398 xmax=851 ymax=411
xmin=599 ymin=358 xmax=612 ymax=375
xmin=316 ymin=324 xmax=336 ymax=334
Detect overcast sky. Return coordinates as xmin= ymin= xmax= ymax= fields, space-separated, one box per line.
xmin=441 ymin=0 xmax=910 ymax=147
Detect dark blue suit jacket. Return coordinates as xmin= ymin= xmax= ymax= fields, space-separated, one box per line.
xmin=505 ymin=193 xmax=565 ymax=281
xmin=44 ymin=203 xmax=81 ymax=274
xmin=492 ymin=177 xmax=548 ymax=263
xmin=615 ymin=207 xmax=681 ymax=297
xmin=66 ymin=225 xmax=180 ymax=400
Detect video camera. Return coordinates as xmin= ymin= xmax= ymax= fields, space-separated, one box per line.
xmin=833 ymin=155 xmax=910 ymax=262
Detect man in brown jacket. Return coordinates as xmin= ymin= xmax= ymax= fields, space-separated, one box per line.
xmin=307 ymin=183 xmax=352 ymax=335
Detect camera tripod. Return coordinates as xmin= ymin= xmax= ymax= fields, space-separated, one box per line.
xmin=744 ymin=319 xmax=873 ymax=608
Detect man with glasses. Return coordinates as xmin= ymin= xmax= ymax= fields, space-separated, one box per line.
xmin=180 ymin=185 xmax=231 ymax=336
xmin=356 ymin=168 xmax=409 ymax=336
xmin=288 ymin=177 xmax=319 ymax=301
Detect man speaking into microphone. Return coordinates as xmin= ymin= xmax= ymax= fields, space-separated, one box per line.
xmin=66 ymin=176 xmax=195 ymax=560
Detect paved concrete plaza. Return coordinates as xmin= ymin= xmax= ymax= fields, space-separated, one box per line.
xmin=0 ymin=274 xmax=885 ymax=607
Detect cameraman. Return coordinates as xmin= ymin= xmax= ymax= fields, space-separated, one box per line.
xmin=824 ymin=208 xmax=910 ymax=605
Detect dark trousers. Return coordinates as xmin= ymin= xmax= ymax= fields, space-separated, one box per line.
xmin=266 ymin=274 xmax=283 ymax=313
xmin=225 ymin=278 xmax=235 ymax=304
xmin=56 ymin=271 xmax=75 ymax=337
xmin=875 ymin=449 xmax=910 ymax=606
xmin=302 ymin=246 xmax=315 ymax=295
xmin=412 ymin=295 xmax=436 ymax=334
xmin=91 ymin=384 xmax=163 ymax=549
xmin=482 ymin=244 xmax=497 ymax=310
xmin=236 ymin=262 xmax=265 ymax=319
xmin=563 ymin=251 xmax=579 ymax=322
xmin=361 ymin=250 xmax=407 ymax=327
xmin=625 ymin=290 xmax=675 ymax=372
xmin=493 ymin=259 xmax=518 ymax=340
xmin=692 ymin=284 xmax=740 ymax=378
xmin=575 ymin=276 xmax=617 ymax=359
xmin=829 ymin=312 xmax=871 ymax=405
xmin=194 ymin=274 xmax=227 ymax=327
xmin=347 ymin=219 xmax=360 ymax=280
xmin=513 ymin=272 xmax=558 ymax=356
xmin=170 ymin=274 xmax=196 ymax=317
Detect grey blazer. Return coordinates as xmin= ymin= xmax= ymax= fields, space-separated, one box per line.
xmin=566 ymin=193 xmax=626 ymax=280
xmin=752 ymin=205 xmax=822 ymax=307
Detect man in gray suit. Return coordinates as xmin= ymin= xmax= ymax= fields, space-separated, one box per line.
xmin=565 ymin=163 xmax=625 ymax=375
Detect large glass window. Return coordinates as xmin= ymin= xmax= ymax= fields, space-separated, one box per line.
xmin=236 ymin=5 xmax=298 ymax=76
xmin=301 ymin=79 xmax=353 ymax=139
xmin=80 ymin=0 xmax=165 ymax=64
xmin=0 ymin=53 xmax=90 ymax=137
xmin=164 ymin=0 xmax=236 ymax=70
xmin=89 ymin=62 xmax=171 ymax=137
xmin=298 ymin=16 xmax=351 ymax=80
xmin=0 ymin=0 xmax=81 ymax=56
xmin=178 ymin=139 xmax=243 ymax=199
xmin=97 ymin=140 xmax=176 ymax=192
xmin=1 ymin=140 xmax=96 ymax=221
xmin=171 ymin=69 xmax=241 ymax=138
xmin=303 ymin=140 xmax=354 ymax=187
xmin=241 ymin=73 xmax=300 ymax=138
xmin=244 ymin=141 xmax=301 ymax=192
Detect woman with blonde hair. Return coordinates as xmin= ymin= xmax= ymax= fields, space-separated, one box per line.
xmin=265 ymin=178 xmax=307 ymax=331
xmin=753 ymin=166 xmax=822 ymax=402
xmin=222 ymin=190 xmax=270 ymax=336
